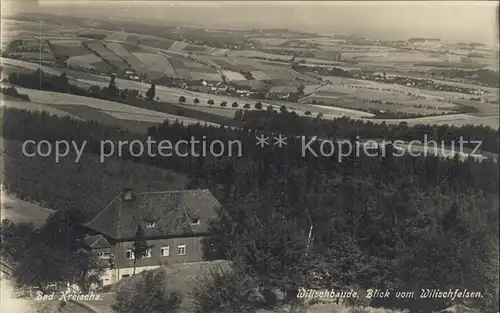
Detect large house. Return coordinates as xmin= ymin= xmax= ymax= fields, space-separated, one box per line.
xmin=83 ymin=188 xmax=222 ymax=286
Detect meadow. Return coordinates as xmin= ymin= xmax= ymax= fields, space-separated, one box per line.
xmin=368 ymin=113 xmax=499 ymax=129
xmin=7 ymin=87 xmax=218 ymax=128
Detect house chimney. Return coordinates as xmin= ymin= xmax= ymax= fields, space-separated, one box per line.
xmin=122 ymin=188 xmax=133 ymax=201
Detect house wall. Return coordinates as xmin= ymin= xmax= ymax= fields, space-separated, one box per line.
xmin=113 ymin=236 xmax=206 ymax=273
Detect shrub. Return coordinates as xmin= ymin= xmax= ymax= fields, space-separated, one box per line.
xmin=194 ymin=98 xmax=200 ymax=104
xmin=220 ymin=101 xmax=227 ymax=107
xmin=112 ymin=270 xmax=182 ymax=313
xmin=207 ymin=99 xmax=215 ymax=105
xmin=191 ymin=266 xmax=257 ymax=313
xmin=179 ymin=96 xmax=186 ymax=103
xmin=232 ymin=102 xmax=238 ymax=108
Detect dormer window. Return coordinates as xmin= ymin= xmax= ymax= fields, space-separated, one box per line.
xmin=122 ymin=188 xmax=133 ymax=201
xmin=146 ymin=222 xmax=156 ymax=228
xmin=190 ymin=218 xmax=200 ymax=225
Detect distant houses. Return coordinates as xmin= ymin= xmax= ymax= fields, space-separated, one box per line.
xmin=266 ymin=85 xmax=300 ymax=99
xmin=230 ymin=80 xmax=269 ymax=97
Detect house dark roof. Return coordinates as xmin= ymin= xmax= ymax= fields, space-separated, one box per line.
xmin=84 ymin=189 xmax=221 ymax=241
xmin=268 ymin=85 xmax=299 ymax=94
xmin=84 ymin=235 xmax=111 ymax=248
xmin=230 ymin=80 xmax=269 ymax=91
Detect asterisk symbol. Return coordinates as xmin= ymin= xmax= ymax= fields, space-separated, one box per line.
xmin=274 ymin=134 xmax=287 ymax=147
xmin=256 ymin=134 xmax=269 ymax=148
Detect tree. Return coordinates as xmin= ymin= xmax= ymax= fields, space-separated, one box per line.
xmin=113 ymin=270 xmax=182 ymax=313
xmin=280 ymin=105 xmax=287 ymax=114
xmin=179 ymin=96 xmax=186 ymax=103
xmin=191 ymin=265 xmax=257 ymax=313
xmin=316 ymin=112 xmax=323 ymax=119
xmin=232 ymin=102 xmax=238 ymax=108
xmin=40 ymin=208 xmax=89 ymax=252
xmin=207 ymin=99 xmax=214 ymax=105
xmin=234 ymin=110 xmax=244 ymax=121
xmin=56 ymin=72 xmax=70 ymax=93
xmin=1 ymin=210 xmax=103 ymax=293
xmin=304 ymin=111 xmax=312 ymax=116
xmin=146 ymin=83 xmax=156 ymax=100
xmin=132 ymin=225 xmax=151 ymax=276
xmin=107 ymin=75 xmax=118 ymax=97
xmin=127 ymin=89 xmax=139 ymax=104
xmin=255 ymin=102 xmax=263 ymax=110
xmin=243 ymin=103 xmax=251 ymax=109
xmin=194 ymin=98 xmax=200 ymax=104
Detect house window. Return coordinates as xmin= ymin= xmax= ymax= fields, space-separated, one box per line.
xmin=145 ymin=248 xmax=152 ymax=258
xmin=161 ymin=246 xmax=170 ymax=257
xmin=126 ymin=249 xmax=135 ymax=259
xmin=146 ymin=222 xmax=156 ymax=228
xmin=177 ymin=244 xmax=186 ymax=256
xmin=96 ymin=251 xmax=110 ymax=259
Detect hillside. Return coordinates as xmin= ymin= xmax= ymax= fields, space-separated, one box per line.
xmin=1 ymin=186 xmax=55 ymax=227
xmin=1 ymin=138 xmax=189 ymax=218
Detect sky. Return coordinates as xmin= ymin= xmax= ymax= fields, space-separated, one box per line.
xmin=3 ymin=1 xmax=499 ymax=45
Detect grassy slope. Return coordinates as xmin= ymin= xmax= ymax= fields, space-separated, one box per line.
xmin=1 ymin=138 xmax=188 ymax=218
xmin=0 ymin=188 xmax=55 ymax=227
xmin=83 ymin=260 xmax=419 ymax=313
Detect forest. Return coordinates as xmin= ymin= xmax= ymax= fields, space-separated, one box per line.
xmin=1 ymin=106 xmax=499 ymax=312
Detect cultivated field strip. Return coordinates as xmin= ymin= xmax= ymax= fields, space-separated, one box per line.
xmin=104 ymin=42 xmax=148 ymax=75
xmin=9 ymin=87 xmax=217 ymax=126
xmin=84 ymin=41 xmax=126 ymax=69
xmin=0 ymin=57 xmax=62 ymax=76
xmin=136 ymin=37 xmax=176 ymax=50
xmin=48 ymin=40 xmax=91 ymax=57
xmin=65 ymin=53 xmax=103 ymax=69
xmin=222 ymin=70 xmax=247 ymax=81
xmin=1 ymin=99 xmax=82 ymax=120
xmin=105 ymin=31 xmax=129 ymax=42
xmin=169 ymin=41 xmax=189 ymax=52
xmin=132 ymin=52 xmax=176 ymax=76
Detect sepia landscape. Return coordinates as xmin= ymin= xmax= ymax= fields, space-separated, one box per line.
xmin=1 ymin=1 xmax=499 ymax=313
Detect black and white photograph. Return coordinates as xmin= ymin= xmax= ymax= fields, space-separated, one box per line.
xmin=0 ymin=1 xmax=499 ymax=313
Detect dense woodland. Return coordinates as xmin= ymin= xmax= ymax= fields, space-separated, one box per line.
xmin=1 ymin=106 xmax=499 ymax=312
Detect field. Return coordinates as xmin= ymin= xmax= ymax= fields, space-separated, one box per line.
xmin=299 ymin=75 xmax=500 ymax=116
xmin=222 ymin=70 xmax=247 ymax=81
xmin=1 ymin=57 xmax=62 ymax=76
xmin=7 ymin=87 xmax=218 ymax=129
xmin=369 ymin=113 xmax=499 ymax=129
xmin=133 ymin=52 xmax=175 ymax=77
xmin=248 ymin=37 xmax=290 ymax=46
xmin=104 ymin=42 xmax=147 ymax=75
xmin=65 ymin=53 xmax=105 ymax=70
xmin=1 ymin=97 xmax=82 ymax=120
xmin=0 ymin=183 xmax=55 ymax=227
xmin=2 ymin=15 xmax=498 ymax=128
xmin=48 ymin=40 xmax=90 ymax=57
xmin=84 ymin=41 xmax=126 ymax=69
